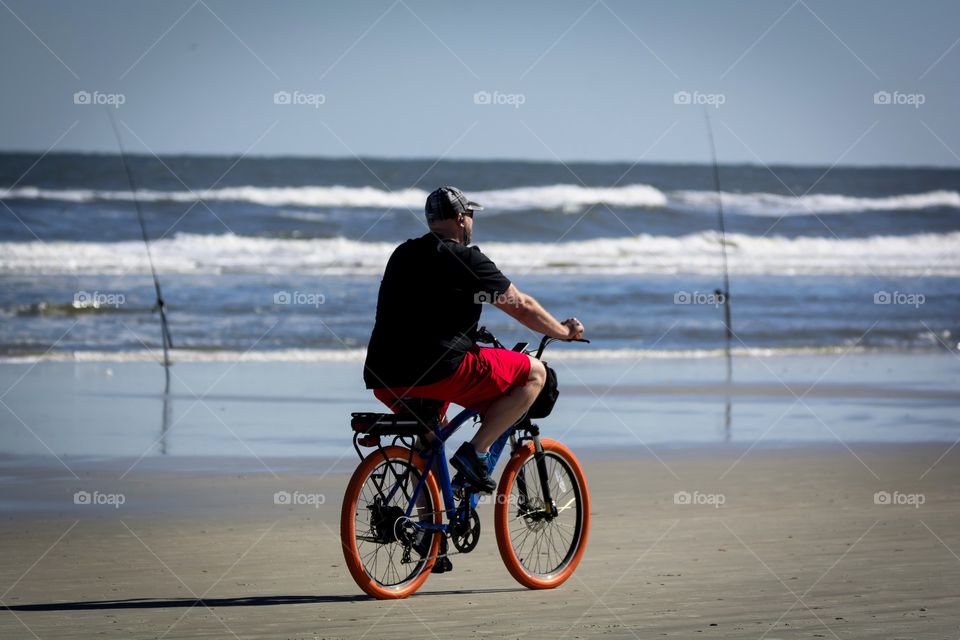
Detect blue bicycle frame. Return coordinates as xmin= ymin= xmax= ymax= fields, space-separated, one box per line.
xmin=380 ymin=406 xmax=513 ymax=534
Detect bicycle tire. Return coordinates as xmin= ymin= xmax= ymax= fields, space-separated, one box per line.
xmin=494 ymin=438 xmax=590 ymax=589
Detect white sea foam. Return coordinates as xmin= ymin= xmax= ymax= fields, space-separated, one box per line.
xmin=0 ymin=185 xmax=428 ymax=208
xmin=4 ymin=183 xmax=958 ymax=215
xmin=1 ymin=231 xmax=957 ymax=276
xmin=477 ymin=184 xmax=668 ymax=211
xmin=0 ymin=344 xmax=870 ymax=364
xmin=672 ymin=189 xmax=960 ymax=215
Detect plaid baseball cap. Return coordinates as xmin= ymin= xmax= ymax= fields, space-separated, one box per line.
xmin=425 ymin=186 xmax=484 ymax=222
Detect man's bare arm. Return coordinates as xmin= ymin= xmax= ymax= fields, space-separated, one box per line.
xmin=492 ymin=283 xmax=583 ymax=339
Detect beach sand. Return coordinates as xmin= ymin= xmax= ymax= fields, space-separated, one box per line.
xmin=1 ymin=442 xmax=959 ymax=639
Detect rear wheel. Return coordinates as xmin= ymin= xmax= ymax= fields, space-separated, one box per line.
xmin=494 ymin=438 xmax=590 ymax=589
xmin=340 ymin=446 xmax=442 ymax=599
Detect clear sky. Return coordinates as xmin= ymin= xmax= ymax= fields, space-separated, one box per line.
xmin=2 ymin=0 xmax=958 ymax=166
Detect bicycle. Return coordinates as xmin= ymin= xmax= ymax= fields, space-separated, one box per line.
xmin=340 ymin=328 xmax=591 ymax=599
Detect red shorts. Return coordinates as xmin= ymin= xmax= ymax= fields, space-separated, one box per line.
xmin=373 ymin=346 xmax=532 ymax=418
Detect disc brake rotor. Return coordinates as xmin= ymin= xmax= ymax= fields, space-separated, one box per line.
xmin=518 ymin=497 xmax=549 ymax=532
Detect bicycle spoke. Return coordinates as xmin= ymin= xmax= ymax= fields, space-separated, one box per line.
xmin=511 ymin=521 xmax=537 ymax=554
xmin=545 ymin=523 xmax=564 ymax=565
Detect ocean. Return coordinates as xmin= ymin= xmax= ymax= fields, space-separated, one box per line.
xmin=1 ymin=154 xmax=958 ymax=361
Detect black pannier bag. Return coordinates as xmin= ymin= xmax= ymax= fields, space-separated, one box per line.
xmin=526 ymin=362 xmax=559 ymax=419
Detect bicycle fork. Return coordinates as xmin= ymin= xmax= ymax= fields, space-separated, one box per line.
xmin=510 ymin=426 xmax=557 ymax=519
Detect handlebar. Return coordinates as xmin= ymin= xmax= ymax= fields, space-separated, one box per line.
xmin=533 ymin=334 xmax=590 ymax=359
xmin=474 ymin=326 xmax=589 ymax=359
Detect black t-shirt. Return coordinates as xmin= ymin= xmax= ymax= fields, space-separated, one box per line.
xmin=363 ymin=233 xmax=511 ymax=389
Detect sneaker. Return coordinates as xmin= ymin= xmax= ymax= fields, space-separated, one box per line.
xmin=413 ymin=533 xmax=453 ymax=573
xmin=450 ymin=442 xmax=496 ymax=493
xmin=432 ymin=537 xmax=453 ymax=574
xmin=432 ymin=556 xmax=453 ymax=573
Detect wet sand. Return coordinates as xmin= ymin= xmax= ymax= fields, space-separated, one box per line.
xmin=1 ymin=351 xmax=958 ymax=458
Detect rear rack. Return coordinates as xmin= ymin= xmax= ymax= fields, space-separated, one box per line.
xmin=350 ymin=412 xmax=432 ymax=437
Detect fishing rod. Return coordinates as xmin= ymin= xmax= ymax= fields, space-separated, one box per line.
xmin=104 ymin=109 xmax=173 ymax=385
xmin=703 ymin=110 xmax=733 ymax=383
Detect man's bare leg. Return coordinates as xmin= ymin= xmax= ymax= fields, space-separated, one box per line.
xmin=470 ymin=356 xmax=546 ymax=453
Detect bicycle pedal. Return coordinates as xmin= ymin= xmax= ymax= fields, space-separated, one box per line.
xmin=453 ymin=484 xmax=482 ymax=499
xmin=451 ymin=473 xmax=472 ymax=499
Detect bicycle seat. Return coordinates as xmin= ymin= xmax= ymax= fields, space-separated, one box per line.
xmin=351 ymin=398 xmax=444 ymax=437
xmin=396 ymin=398 xmax=444 ymax=423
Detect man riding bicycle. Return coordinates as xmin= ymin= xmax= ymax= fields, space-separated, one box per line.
xmin=364 ymin=186 xmax=585 ymax=493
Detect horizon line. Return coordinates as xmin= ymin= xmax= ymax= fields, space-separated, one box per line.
xmin=0 ymin=149 xmax=957 ymax=172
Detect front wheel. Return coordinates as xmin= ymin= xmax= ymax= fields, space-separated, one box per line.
xmin=494 ymin=438 xmax=590 ymax=589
